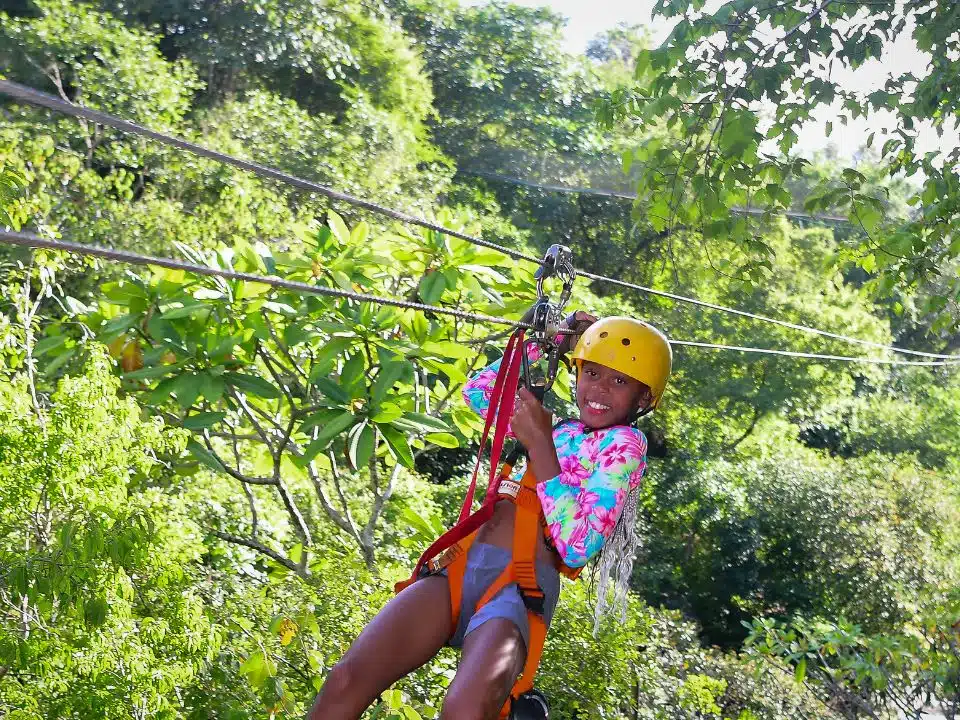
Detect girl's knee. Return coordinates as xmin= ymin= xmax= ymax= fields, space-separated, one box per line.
xmin=312 ymin=658 xmax=361 ymax=710
xmin=440 ymin=688 xmax=496 ymax=720
xmin=328 ymin=658 xmax=355 ymax=689
xmin=441 ymin=672 xmax=515 ymax=720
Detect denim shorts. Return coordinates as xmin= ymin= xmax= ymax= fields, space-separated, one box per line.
xmin=435 ymin=542 xmax=561 ymax=650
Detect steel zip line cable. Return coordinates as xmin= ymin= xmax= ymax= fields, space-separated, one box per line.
xmin=1 ymin=79 xmax=953 ymax=361
xmin=464 ymin=169 xmax=955 ymax=361
xmin=579 ymin=269 xmax=958 ymax=361
xmin=0 ymin=229 xmax=548 ymax=331
xmin=670 ymin=340 xmax=960 ymax=367
xmin=2 ymin=230 xmax=957 ymax=367
xmin=0 ymin=80 xmax=540 ymax=265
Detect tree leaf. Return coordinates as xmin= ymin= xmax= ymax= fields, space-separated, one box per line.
xmin=420 ymin=340 xmax=475 ymax=360
xmin=186 ymin=440 xmax=225 ymax=474
xmin=309 ymin=336 xmax=354 ymax=380
xmin=300 ymin=411 xmax=357 ymax=464
xmin=348 ymin=421 xmax=374 ymax=471
xmin=299 ymin=409 xmax=342 ymax=434
xmin=380 ymin=425 xmax=414 ymax=468
xmin=225 ymin=372 xmax=282 ymax=399
xmin=83 ymin=597 xmax=109 ymax=627
xmin=239 ymin=650 xmax=276 ymax=687
xmin=340 ymin=352 xmax=366 ymax=395
xmin=200 ymin=372 xmax=226 ymax=403
xmin=33 ymin=334 xmax=67 ymax=357
xmin=419 ymin=271 xmax=446 ymax=304
xmin=312 ymin=377 xmax=351 ymax=404
xmin=328 ymin=210 xmax=350 ymax=244
xmin=183 ymin=411 xmax=226 ymax=430
xmin=425 ymin=432 xmax=459 ymax=448
xmin=397 ymin=412 xmax=454 ymax=434
xmin=351 ymin=221 xmax=370 ymax=244
xmin=372 ymin=360 xmax=410 ymax=404
xmin=372 ymin=403 xmax=404 ymax=424
xmin=173 ymin=372 xmax=203 ymax=409
xmin=160 ymin=302 xmax=211 ymax=320
xmin=122 ymin=363 xmax=182 ymax=381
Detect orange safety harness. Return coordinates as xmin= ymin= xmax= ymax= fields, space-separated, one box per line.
xmin=395 ymin=323 xmax=581 ymax=718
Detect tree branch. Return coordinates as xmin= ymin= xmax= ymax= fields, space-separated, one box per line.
xmin=274 ymin=476 xmax=312 ymax=547
xmin=202 ymin=434 xmax=276 ymax=485
xmin=212 ymin=530 xmax=307 ymax=578
xmin=306 ymin=462 xmax=361 ymax=542
xmin=261 ymin=310 xmax=309 ymax=384
xmin=229 ymin=389 xmax=275 ymax=450
xmin=327 ymin=450 xmax=360 ymax=535
xmin=361 ymin=461 xmax=403 ymax=556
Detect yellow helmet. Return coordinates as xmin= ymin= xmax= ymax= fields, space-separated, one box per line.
xmin=570 ymin=316 xmax=672 ymax=408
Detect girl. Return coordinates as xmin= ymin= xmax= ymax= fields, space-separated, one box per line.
xmin=310 ymin=313 xmax=672 ymax=720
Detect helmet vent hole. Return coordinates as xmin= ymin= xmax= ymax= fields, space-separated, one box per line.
xmin=632 ymin=356 xmax=637 ymax=361
xmin=621 ymin=338 xmax=631 ymax=346
xmin=599 ymin=331 xmax=608 ymax=338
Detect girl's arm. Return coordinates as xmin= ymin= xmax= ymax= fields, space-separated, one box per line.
xmin=462 ymin=310 xmax=592 ymax=421
xmin=461 ymin=342 xmax=544 ymax=423
xmin=536 ymin=426 xmax=647 ymax=568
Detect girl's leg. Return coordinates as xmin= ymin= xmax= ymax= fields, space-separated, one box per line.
xmin=309 ymin=575 xmax=454 ymax=720
xmin=440 ymin=618 xmax=526 ymax=720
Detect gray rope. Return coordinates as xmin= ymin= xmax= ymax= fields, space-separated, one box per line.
xmin=580 ymin=270 xmax=958 ymax=361
xmin=670 ymin=340 xmax=960 ymax=367
xmin=3 ymin=230 xmax=954 ymax=366
xmin=0 ymin=80 xmax=540 ymax=265
xmin=0 ymin=229 xmax=543 ymax=330
xmin=463 ymin=168 xmax=850 ymax=223
xmin=1 ymin=80 xmax=952 ymax=361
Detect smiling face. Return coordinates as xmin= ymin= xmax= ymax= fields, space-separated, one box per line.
xmin=576 ymin=360 xmax=652 ymax=430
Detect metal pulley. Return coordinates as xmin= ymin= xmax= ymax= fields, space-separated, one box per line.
xmin=534 ymin=244 xmax=575 ymax=319
xmin=521 ymin=244 xmax=577 ymax=398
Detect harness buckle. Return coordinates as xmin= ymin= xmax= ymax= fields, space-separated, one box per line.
xmin=521 ymin=589 xmax=546 ymax=615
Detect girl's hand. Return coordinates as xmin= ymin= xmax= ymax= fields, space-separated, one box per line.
xmin=558 ymin=310 xmax=597 ymax=356
xmin=512 ymin=386 xmax=554 ymax=451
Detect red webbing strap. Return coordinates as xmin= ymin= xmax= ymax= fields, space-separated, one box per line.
xmin=399 ymin=329 xmax=525 ymax=589
xmin=457 ymin=329 xmax=525 ymax=522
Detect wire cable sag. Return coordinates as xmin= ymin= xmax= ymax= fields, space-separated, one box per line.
xmin=2 ymin=230 xmax=954 ymax=367
xmin=1 ymin=79 xmax=953 ymax=362
xmin=0 ymin=229 xmax=545 ymax=331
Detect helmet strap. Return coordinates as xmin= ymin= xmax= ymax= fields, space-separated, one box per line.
xmin=627 ymin=404 xmax=654 ymax=427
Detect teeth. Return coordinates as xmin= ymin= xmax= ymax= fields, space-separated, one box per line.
xmin=588 ymin=401 xmax=610 ymax=411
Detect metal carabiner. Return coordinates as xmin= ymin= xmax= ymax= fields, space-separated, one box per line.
xmin=534 ymin=244 xmax=576 ymax=306
xmin=521 ymin=245 xmax=576 ymax=397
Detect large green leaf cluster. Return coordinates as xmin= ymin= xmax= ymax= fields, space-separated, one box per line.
xmin=639 ymin=444 xmax=959 ymax=645
xmin=0 ymin=0 xmax=958 ymax=716
xmin=601 ymin=0 xmax=960 ymax=331
xmin=0 ymin=348 xmax=220 ymax=719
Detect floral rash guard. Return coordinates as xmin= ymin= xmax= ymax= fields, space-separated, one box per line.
xmin=461 ymin=346 xmax=648 ymax=568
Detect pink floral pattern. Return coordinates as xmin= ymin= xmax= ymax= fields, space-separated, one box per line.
xmin=462 ymin=351 xmax=648 ymax=567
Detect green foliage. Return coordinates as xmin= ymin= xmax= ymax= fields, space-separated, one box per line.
xmin=1 ymin=0 xmax=959 ymax=717
xmin=39 ymin=209 xmax=536 ymax=569
xmin=746 ymin=593 xmax=960 ymax=719
xmin=799 ymin=369 xmax=960 ymax=469
xmin=639 ymin=441 xmax=959 ymax=646
xmin=0 ymin=0 xmax=200 ymax=135
xmin=389 ymin=0 xmax=590 ymax=154
xmin=0 ymin=164 xmax=25 ymax=228
xmin=602 ymin=0 xmax=960 ymax=330
xmin=641 ymin=220 xmax=892 ymax=457
xmin=97 ymin=0 xmax=433 ymax=123
xmin=542 ymin=586 xmax=829 ymax=720
xmin=0 ymin=346 xmax=219 ymax=718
